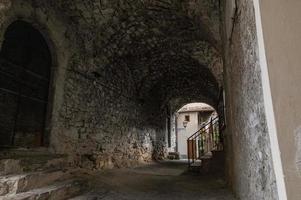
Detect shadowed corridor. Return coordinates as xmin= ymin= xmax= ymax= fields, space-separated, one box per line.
xmin=71 ymin=161 xmax=235 ymax=200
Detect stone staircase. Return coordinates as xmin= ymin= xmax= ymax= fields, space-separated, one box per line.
xmin=209 ymin=150 xmax=225 ymax=172
xmin=0 ymin=148 xmax=88 ymax=200
xmin=189 ymin=150 xmax=225 ymax=174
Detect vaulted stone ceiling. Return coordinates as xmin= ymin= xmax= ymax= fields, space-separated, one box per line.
xmin=30 ymin=0 xmax=223 ymax=111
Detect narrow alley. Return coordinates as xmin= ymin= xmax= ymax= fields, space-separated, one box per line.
xmin=0 ymin=0 xmax=300 ymax=199
xmin=71 ymin=161 xmax=235 ymax=200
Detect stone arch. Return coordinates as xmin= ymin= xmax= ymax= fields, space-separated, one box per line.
xmin=0 ymin=1 xmax=76 ymax=151
xmin=170 ymin=98 xmax=218 ymax=115
xmin=0 ymin=18 xmax=57 ymax=67
xmin=167 ymin=102 xmax=218 ymax=157
xmin=0 ymin=20 xmax=54 ymax=147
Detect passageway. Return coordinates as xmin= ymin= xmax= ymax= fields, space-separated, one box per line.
xmin=72 ymin=161 xmax=235 ymax=200
xmin=0 ymin=0 xmax=289 ymax=199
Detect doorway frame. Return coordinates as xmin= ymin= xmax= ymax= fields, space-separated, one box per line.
xmin=0 ymin=17 xmax=60 ymax=148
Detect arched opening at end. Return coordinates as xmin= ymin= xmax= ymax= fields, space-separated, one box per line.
xmin=164 ymin=100 xmax=226 ymax=177
xmin=167 ymin=102 xmax=218 ymax=159
xmin=0 ymin=20 xmax=52 ymax=148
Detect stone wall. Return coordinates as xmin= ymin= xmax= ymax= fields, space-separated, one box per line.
xmin=50 ymin=51 xmax=161 ymax=168
xmin=0 ymin=0 xmax=161 ymax=169
xmin=0 ymin=0 xmax=223 ymax=170
xmin=222 ymin=0 xmax=278 ymax=199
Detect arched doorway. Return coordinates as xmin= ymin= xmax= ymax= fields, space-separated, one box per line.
xmin=0 ymin=20 xmax=52 ymax=147
xmin=174 ymin=103 xmax=218 ymax=159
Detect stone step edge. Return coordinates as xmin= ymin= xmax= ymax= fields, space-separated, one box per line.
xmin=0 ymin=156 xmax=70 ymax=176
xmin=68 ymin=192 xmax=100 ymax=200
xmin=0 ymin=169 xmax=72 ymax=196
xmin=0 ymin=168 xmax=66 ymax=180
xmin=1 ymin=179 xmax=84 ymax=200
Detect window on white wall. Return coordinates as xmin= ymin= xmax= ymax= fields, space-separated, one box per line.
xmin=185 ymin=115 xmax=190 ymax=122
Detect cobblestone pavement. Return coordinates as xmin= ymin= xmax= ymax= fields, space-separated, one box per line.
xmin=72 ymin=160 xmax=236 ymax=200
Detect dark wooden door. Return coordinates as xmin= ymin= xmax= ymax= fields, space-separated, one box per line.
xmin=0 ymin=21 xmax=51 ymax=147
xmin=187 ymin=140 xmax=197 ymax=159
xmin=0 ymin=58 xmax=49 ymax=147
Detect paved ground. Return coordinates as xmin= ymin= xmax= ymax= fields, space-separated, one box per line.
xmin=73 ymin=160 xmax=236 ymax=200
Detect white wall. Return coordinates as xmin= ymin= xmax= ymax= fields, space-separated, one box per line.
xmin=177 ymin=112 xmax=199 ymax=158
xmin=167 ymin=114 xmax=177 ymax=152
xmin=258 ymin=1 xmax=301 ymax=199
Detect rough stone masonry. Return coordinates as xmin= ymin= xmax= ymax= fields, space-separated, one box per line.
xmin=0 ymin=1 xmax=280 ymax=199
xmin=222 ymin=0 xmax=278 ymax=199
xmin=0 ymin=0 xmax=222 ymax=170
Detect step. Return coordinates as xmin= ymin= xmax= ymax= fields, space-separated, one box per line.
xmin=188 ymin=160 xmax=202 ymax=173
xmin=69 ymin=192 xmax=100 ymax=200
xmin=210 ymin=150 xmax=225 ymax=172
xmin=168 ymin=152 xmax=179 ymax=156
xmin=0 ymin=169 xmax=71 ymax=196
xmin=190 ymin=161 xmax=202 ymax=167
xmin=211 ymin=150 xmax=225 ymax=157
xmin=1 ymin=179 xmax=85 ymax=200
xmin=200 ymin=157 xmax=212 ymax=173
xmin=0 ymin=147 xmax=50 ymax=157
xmin=167 ymin=152 xmax=179 ymax=160
xmin=0 ymin=154 xmax=68 ymax=176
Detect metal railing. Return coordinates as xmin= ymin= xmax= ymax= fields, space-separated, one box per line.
xmin=187 ymin=116 xmax=224 ymax=167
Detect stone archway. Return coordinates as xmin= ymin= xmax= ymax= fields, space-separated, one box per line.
xmin=168 ymin=102 xmax=218 ymax=158
xmin=0 ymin=20 xmax=52 ymax=147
